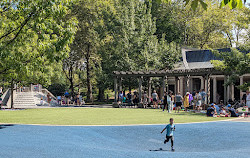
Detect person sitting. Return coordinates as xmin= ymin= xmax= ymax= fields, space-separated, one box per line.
xmin=220 ymin=107 xmax=228 ymax=117
xmin=207 ymin=103 xmax=217 ymax=117
xmin=227 ymin=104 xmax=239 ymax=117
xmin=214 ymin=104 xmax=220 ymax=114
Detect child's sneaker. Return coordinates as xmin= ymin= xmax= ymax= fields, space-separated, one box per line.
xmin=164 ymin=139 xmax=167 ymax=144
xmin=171 ymin=148 xmax=175 ymax=152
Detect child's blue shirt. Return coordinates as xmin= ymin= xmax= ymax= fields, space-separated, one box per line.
xmin=166 ymin=124 xmax=175 ymax=136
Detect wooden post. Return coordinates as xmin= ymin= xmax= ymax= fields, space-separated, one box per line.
xmin=240 ymin=76 xmax=243 ymax=103
xmin=11 ymin=79 xmax=14 ymax=109
xmin=175 ymin=77 xmax=179 ymax=94
xmin=213 ymin=77 xmax=217 ymax=103
xmin=139 ymin=76 xmax=143 ymax=103
xmin=179 ymin=76 xmax=184 ymax=96
xmin=231 ymin=84 xmax=234 ymax=101
xmin=148 ymin=77 xmax=152 ymax=99
xmin=200 ymin=76 xmax=205 ymax=90
xmin=119 ymin=77 xmax=122 ymax=92
xmin=186 ymin=75 xmax=190 ymax=93
xmin=207 ymin=76 xmax=211 ymax=104
xmin=224 ymin=76 xmax=227 ymax=104
xmin=190 ymin=77 xmax=193 ymax=92
xmin=161 ymin=76 xmax=167 ymax=98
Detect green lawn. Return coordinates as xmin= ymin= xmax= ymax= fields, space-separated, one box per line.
xmin=0 ymin=108 xmax=231 ymax=125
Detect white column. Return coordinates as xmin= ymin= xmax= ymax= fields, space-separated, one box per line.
xmin=240 ymin=76 xmax=243 ymax=103
xmin=231 ymin=84 xmax=234 ymax=100
xmin=227 ymin=85 xmax=230 ymax=101
xmin=190 ymin=77 xmax=193 ymax=92
xmin=186 ymin=75 xmax=190 ymax=92
xmin=200 ymin=76 xmax=205 ymax=90
xmin=213 ymin=77 xmax=217 ymax=103
xmin=179 ymin=76 xmax=184 ymax=96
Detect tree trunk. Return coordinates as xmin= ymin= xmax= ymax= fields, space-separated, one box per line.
xmin=70 ymin=78 xmax=74 ymax=97
xmin=86 ymin=44 xmax=93 ymax=103
xmin=11 ymin=79 xmax=14 ymax=109
xmin=98 ymin=87 xmax=105 ymax=101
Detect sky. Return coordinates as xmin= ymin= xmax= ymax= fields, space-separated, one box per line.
xmin=247 ymin=0 xmax=250 ymax=6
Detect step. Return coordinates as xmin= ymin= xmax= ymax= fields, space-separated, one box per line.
xmin=14 ymin=100 xmax=35 ymax=102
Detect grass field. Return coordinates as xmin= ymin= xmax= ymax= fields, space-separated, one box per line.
xmin=0 ymin=108 xmax=231 ymax=125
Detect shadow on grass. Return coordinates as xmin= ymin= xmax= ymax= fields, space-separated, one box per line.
xmin=157 ymin=111 xmax=206 ymax=116
xmin=0 ymin=124 xmax=14 ymax=129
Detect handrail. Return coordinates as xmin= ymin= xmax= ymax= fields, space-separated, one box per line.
xmin=1 ymin=88 xmax=10 ymax=106
xmin=41 ymin=88 xmax=56 ymax=100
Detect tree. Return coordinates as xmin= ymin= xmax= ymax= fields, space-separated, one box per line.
xmin=180 ymin=1 xmax=236 ymax=49
xmin=183 ymin=0 xmax=246 ymax=10
xmin=0 ymin=0 xmax=78 ymax=108
xmin=211 ymin=45 xmax=250 ymax=89
xmin=150 ymin=0 xmax=186 ymax=43
xmin=62 ymin=51 xmax=86 ymax=97
xmin=96 ymin=0 xmax=181 ymax=100
xmin=229 ymin=6 xmax=250 ymax=47
xmin=70 ymin=0 xmax=103 ymax=102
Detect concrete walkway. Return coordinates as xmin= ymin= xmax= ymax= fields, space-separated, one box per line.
xmin=0 ymin=122 xmax=249 ymax=158
xmin=231 ymin=117 xmax=250 ymax=122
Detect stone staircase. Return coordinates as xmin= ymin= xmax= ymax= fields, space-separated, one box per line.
xmin=13 ymin=92 xmax=36 ymax=107
xmin=12 ymin=92 xmax=50 ymax=108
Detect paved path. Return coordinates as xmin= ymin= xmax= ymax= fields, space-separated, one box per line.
xmin=0 ymin=121 xmax=249 ymax=158
xmin=231 ymin=117 xmax=250 ymax=122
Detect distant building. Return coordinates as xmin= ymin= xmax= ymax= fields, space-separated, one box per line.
xmin=113 ymin=48 xmax=249 ymax=104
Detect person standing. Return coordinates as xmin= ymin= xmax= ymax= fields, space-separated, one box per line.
xmin=200 ymin=89 xmax=207 ymax=110
xmin=152 ymin=90 xmax=158 ymax=109
xmin=118 ymin=91 xmax=123 ymax=104
xmin=47 ymin=93 xmax=51 ymax=105
xmin=166 ymin=92 xmax=172 ymax=113
xmin=57 ymin=95 xmax=61 ymax=105
xmin=170 ymin=92 xmax=175 ymax=111
xmin=175 ymin=92 xmax=183 ymax=113
xmin=195 ymin=92 xmax=202 ymax=112
xmin=0 ymin=87 xmax=3 ymax=96
xmin=64 ymin=91 xmax=70 ymax=105
xmin=189 ymin=92 xmax=193 ymax=110
xmin=246 ymin=90 xmax=250 ymax=112
xmin=133 ymin=91 xmax=139 ymax=107
xmin=127 ymin=91 xmax=132 ymax=106
xmin=142 ymin=91 xmax=148 ymax=109
xmin=163 ymin=92 xmax=168 ymax=112
xmin=76 ymin=94 xmax=80 ymax=105
xmin=183 ymin=92 xmax=190 ymax=112
xmin=79 ymin=94 xmax=84 ymax=105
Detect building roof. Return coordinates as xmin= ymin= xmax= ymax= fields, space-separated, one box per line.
xmin=174 ymin=48 xmax=231 ymax=70
xmin=113 ymin=48 xmax=230 ymax=77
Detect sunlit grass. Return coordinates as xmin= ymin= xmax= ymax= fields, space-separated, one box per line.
xmin=0 ymin=108 xmax=231 ymax=125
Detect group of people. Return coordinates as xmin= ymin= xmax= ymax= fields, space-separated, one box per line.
xmin=118 ymin=89 xmax=207 ymax=113
xmin=161 ymin=89 xmax=207 ymax=113
xmin=206 ymin=103 xmax=239 ymax=117
xmin=56 ymin=91 xmax=85 ymax=106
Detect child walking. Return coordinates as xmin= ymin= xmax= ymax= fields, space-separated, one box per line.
xmin=161 ymin=118 xmax=175 ymax=151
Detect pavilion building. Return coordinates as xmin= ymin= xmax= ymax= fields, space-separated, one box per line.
xmin=113 ymin=48 xmax=249 ymax=105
